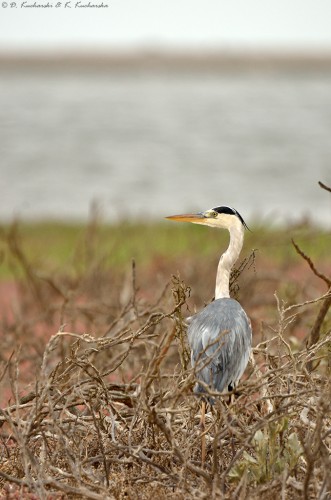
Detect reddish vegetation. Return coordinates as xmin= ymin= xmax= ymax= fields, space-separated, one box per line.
xmin=0 ymin=252 xmax=329 ymax=407
xmin=0 ymin=248 xmax=330 ymax=498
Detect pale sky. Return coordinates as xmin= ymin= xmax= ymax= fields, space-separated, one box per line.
xmin=1 ymin=0 xmax=331 ymax=52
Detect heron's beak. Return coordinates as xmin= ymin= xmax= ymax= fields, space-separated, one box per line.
xmin=165 ymin=213 xmax=206 ymax=224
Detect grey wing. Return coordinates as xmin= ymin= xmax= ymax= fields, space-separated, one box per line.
xmin=187 ymin=298 xmax=252 ymax=394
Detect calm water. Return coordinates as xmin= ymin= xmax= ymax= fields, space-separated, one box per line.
xmin=1 ymin=65 xmax=331 ymax=226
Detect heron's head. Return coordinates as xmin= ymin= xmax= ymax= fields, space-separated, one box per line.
xmin=166 ymin=206 xmax=248 ymax=231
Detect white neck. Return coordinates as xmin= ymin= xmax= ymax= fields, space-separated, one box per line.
xmin=215 ymin=222 xmax=244 ymax=299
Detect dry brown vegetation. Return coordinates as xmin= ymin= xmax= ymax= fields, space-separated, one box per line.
xmin=0 ymin=195 xmax=330 ymax=499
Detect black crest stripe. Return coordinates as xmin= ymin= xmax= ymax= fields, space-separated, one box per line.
xmin=212 ymin=206 xmax=249 ymax=229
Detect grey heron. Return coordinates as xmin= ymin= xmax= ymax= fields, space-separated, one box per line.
xmin=166 ymin=206 xmax=252 ymax=463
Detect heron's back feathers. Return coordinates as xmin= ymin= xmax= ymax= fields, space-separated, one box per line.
xmin=188 ymin=298 xmax=252 ymax=396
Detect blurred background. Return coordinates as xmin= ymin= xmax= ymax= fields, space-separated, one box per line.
xmin=0 ymin=0 xmax=331 ymax=226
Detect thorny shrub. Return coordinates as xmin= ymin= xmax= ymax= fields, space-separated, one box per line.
xmin=0 ymin=214 xmax=330 ymax=500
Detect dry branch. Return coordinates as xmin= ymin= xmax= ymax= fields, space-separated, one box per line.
xmin=291 ymin=239 xmax=331 ymax=366
xmin=318 ymin=180 xmax=331 ymax=193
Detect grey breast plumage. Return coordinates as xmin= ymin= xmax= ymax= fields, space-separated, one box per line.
xmin=187 ymin=298 xmax=252 ymax=396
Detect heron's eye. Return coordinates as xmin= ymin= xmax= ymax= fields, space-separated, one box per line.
xmin=206 ymin=210 xmax=218 ymax=218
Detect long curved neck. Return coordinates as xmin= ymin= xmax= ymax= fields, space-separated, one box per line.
xmin=215 ymin=223 xmax=244 ymax=299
